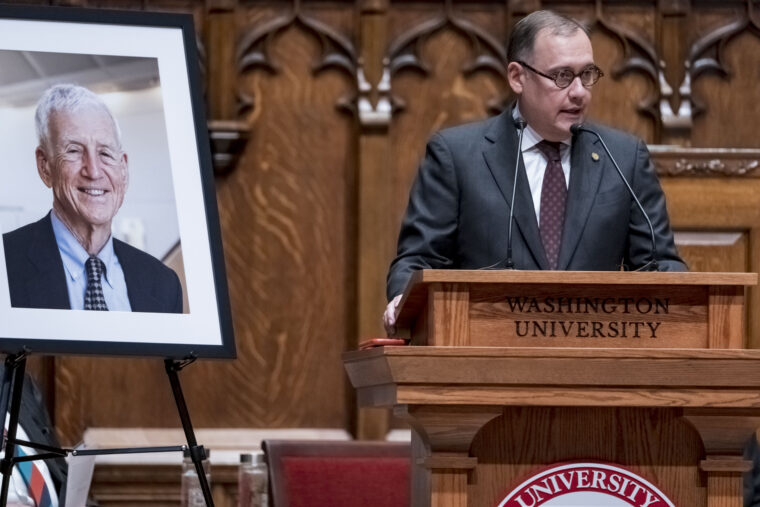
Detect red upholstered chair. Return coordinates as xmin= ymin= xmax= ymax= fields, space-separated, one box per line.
xmin=262 ymin=440 xmax=411 ymax=507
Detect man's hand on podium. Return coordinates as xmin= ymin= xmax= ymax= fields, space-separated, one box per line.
xmin=383 ymin=294 xmax=403 ymax=336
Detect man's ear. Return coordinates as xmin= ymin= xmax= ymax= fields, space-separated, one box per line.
xmin=36 ymin=147 xmax=53 ymax=188
xmin=507 ymin=61 xmax=525 ymax=95
xmin=121 ymin=153 xmax=129 ymax=190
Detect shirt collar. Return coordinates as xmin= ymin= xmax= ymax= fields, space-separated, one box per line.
xmin=50 ymin=210 xmax=116 ymax=288
xmin=512 ymin=103 xmax=572 ymax=152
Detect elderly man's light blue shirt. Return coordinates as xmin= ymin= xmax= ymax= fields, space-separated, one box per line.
xmin=50 ymin=210 xmax=132 ymax=311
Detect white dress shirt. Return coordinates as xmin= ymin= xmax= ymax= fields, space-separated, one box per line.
xmin=50 ymin=210 xmax=132 ymax=312
xmin=513 ymin=105 xmax=572 ymax=226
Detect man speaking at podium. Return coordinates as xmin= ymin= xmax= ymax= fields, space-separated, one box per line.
xmin=3 ymin=84 xmax=182 ymax=313
xmin=384 ymin=10 xmax=686 ymax=334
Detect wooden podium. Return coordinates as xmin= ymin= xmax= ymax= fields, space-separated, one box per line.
xmin=344 ymin=270 xmax=760 ymax=507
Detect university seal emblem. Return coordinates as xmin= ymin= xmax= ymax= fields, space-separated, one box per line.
xmin=497 ymin=462 xmax=675 ymax=507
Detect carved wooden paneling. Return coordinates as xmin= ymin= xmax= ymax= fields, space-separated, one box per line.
xmin=691 ymin=31 xmax=760 ymax=148
xmin=675 ymin=232 xmax=748 ymax=274
xmin=388 ymin=1 xmax=509 ymax=227
xmin=661 ymin=175 xmax=760 ymax=349
xmin=50 ymin=0 xmax=359 ymax=444
xmin=1 ymin=0 xmax=755 ymax=457
xmin=587 ymin=6 xmax=660 ymax=143
xmin=210 ymin=1 xmax=357 ymax=430
xmin=90 ymin=464 xmax=238 ymax=507
xmin=688 ymin=5 xmax=760 ymax=147
xmin=56 ymin=357 xmax=171 ymax=442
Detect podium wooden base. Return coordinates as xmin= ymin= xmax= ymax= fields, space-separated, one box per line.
xmin=346 ymin=271 xmax=760 ymax=506
xmin=345 ymin=346 xmax=760 ymax=507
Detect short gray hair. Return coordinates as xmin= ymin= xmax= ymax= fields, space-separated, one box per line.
xmin=507 ymin=10 xmax=589 ymax=63
xmin=35 ymin=84 xmax=123 ymax=153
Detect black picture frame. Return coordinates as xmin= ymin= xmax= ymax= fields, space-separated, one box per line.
xmin=0 ymin=4 xmax=235 ymax=359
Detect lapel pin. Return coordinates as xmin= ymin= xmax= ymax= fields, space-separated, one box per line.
xmin=591 ymin=152 xmax=600 ymax=162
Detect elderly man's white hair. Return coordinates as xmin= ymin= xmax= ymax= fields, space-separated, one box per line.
xmin=35 ymin=84 xmax=123 ymax=153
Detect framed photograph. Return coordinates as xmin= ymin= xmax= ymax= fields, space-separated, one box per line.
xmin=0 ymin=5 xmax=235 ymax=358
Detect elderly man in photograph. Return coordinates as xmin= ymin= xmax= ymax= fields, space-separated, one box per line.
xmin=3 ymin=84 xmax=182 ymax=313
xmin=384 ymin=10 xmax=687 ymax=333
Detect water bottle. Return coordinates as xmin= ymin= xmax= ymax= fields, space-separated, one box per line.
xmin=181 ymin=448 xmax=211 ymax=507
xmin=237 ymin=451 xmax=268 ymax=507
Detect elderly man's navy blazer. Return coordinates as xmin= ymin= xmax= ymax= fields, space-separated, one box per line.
xmin=387 ymin=110 xmax=687 ymax=299
xmin=3 ymin=213 xmax=182 ymax=313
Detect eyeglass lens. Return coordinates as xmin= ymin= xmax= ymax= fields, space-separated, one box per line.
xmin=555 ymin=67 xmax=601 ymax=88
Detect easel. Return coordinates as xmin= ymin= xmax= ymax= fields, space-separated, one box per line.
xmin=0 ymin=350 xmax=214 ymax=506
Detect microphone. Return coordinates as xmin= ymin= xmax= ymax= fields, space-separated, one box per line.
xmin=505 ymin=118 xmax=527 ymax=269
xmin=570 ymin=124 xmax=659 ymax=271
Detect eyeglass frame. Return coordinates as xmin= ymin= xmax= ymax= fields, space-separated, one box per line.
xmin=515 ymin=60 xmax=604 ymax=89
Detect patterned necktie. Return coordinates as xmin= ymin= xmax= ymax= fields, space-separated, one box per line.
xmin=84 ymin=256 xmax=108 ymax=311
xmin=536 ymin=140 xmax=567 ymax=270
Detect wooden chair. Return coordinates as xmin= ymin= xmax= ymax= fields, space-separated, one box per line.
xmin=262 ymin=440 xmax=411 ymax=507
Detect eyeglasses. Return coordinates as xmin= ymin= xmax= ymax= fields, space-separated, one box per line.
xmin=516 ymin=60 xmax=604 ymax=89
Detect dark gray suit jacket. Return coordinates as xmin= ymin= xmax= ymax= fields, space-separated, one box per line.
xmin=387 ymin=111 xmax=686 ymax=299
xmin=3 ymin=213 xmax=183 ymax=313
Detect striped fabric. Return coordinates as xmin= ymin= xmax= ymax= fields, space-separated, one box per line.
xmin=3 ymin=427 xmax=54 ymax=507
xmin=15 ymin=445 xmax=53 ymax=507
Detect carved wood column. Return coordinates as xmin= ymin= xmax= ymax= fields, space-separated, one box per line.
xmin=394 ymin=404 xmax=503 ymax=507
xmin=205 ymin=0 xmax=237 ymax=119
xmin=355 ymin=0 xmax=394 ymax=440
xmin=683 ymin=409 xmax=760 ymax=507
xmin=205 ymin=0 xmax=250 ymax=175
xmin=657 ymin=0 xmax=692 ymax=145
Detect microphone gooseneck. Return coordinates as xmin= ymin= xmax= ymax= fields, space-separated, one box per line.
xmin=505 ymin=119 xmax=527 ymax=269
xmin=570 ymin=123 xmax=659 ymax=271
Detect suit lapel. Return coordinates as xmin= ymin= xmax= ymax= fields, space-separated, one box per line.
xmin=25 ymin=214 xmax=71 ymax=309
xmin=114 ymin=240 xmax=161 ymax=312
xmin=482 ymin=112 xmax=548 ymax=269
xmin=557 ymin=131 xmax=604 ymax=269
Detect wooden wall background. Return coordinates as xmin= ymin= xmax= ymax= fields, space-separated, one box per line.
xmin=13 ymin=0 xmax=760 ymax=444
